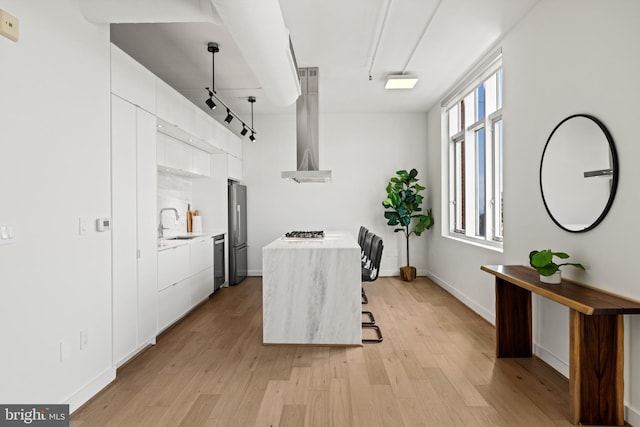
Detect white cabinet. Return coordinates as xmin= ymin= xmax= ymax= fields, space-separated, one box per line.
xmin=157 ymin=244 xmax=190 ymax=291
xmin=157 ymin=133 xmax=211 ymax=177
xmin=190 ymin=237 xmax=214 ymax=275
xmin=158 ymin=280 xmax=190 ymax=332
xmin=191 ymin=148 xmax=211 ymax=177
xmin=157 ymin=78 xmax=190 ymax=132
xmin=189 ymin=267 xmax=214 ymax=306
xmin=157 ymin=236 xmax=215 ymax=333
xmin=111 ymin=95 xmax=158 ymax=367
xmin=191 ymin=105 xmax=214 ymax=144
xmin=226 ymin=133 xmax=243 ymax=160
xmin=110 ymin=44 xmax=156 ymax=114
xmin=228 ymin=154 xmax=243 ymax=181
xmin=163 ymin=134 xmax=192 ymax=172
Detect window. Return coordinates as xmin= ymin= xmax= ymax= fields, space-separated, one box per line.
xmin=443 ymin=52 xmax=503 ymax=248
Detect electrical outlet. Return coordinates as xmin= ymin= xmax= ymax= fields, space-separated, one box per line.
xmin=0 ymin=9 xmax=19 ymax=42
xmin=80 ymin=329 xmax=88 ymax=350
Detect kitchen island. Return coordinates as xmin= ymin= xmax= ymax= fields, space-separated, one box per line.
xmin=262 ymin=231 xmax=361 ymax=345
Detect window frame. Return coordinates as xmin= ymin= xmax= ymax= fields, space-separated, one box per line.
xmin=442 ymin=51 xmax=503 ymax=251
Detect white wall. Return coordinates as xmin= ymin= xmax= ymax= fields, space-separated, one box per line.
xmin=243 ymin=113 xmax=430 ymax=276
xmin=426 ymin=0 xmax=640 ymax=423
xmin=0 ymin=0 xmax=113 ymax=410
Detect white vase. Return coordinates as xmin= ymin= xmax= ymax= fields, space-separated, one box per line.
xmin=540 ymin=271 xmax=561 ymax=284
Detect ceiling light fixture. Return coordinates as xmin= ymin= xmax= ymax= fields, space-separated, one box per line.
xmin=247 ymin=96 xmax=257 ymax=142
xmin=224 ymin=109 xmax=233 ymax=124
xmin=203 ymin=41 xmax=257 ymax=138
xmin=376 ymin=0 xmax=442 ymax=89
xmin=385 ymin=74 xmax=419 ymax=89
xmin=205 ymin=88 xmax=217 ymax=110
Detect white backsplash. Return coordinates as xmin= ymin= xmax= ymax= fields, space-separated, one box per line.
xmin=157 ymin=172 xmax=193 ymax=236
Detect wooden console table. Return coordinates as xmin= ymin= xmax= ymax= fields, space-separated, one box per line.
xmin=481 ymin=265 xmax=640 ymax=426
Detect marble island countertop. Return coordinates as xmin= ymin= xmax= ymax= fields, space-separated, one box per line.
xmin=262 ymin=231 xmax=362 ymax=345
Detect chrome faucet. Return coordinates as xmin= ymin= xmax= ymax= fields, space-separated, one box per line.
xmin=158 ymin=208 xmax=180 ymax=238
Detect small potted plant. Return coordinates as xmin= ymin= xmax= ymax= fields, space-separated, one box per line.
xmin=382 ymin=168 xmax=434 ymax=281
xmin=529 ymin=249 xmax=585 ymax=284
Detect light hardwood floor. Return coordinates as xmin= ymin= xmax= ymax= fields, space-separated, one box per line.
xmin=72 ymin=276 xmax=584 ymax=427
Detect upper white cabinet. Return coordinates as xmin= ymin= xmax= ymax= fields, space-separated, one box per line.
xmin=163 ymin=134 xmax=192 ymax=172
xmin=157 ymin=79 xmax=191 ymax=132
xmin=192 ymin=106 xmax=214 ymax=144
xmin=110 ymin=45 xmax=156 ymax=114
xmin=191 ymin=148 xmax=211 ymax=176
xmin=228 ymin=155 xmax=243 ymax=181
xmin=157 ymin=133 xmax=211 ymax=177
xmin=226 ymin=132 xmax=243 ymax=160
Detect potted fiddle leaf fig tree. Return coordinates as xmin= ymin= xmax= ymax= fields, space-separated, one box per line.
xmin=529 ymin=249 xmax=585 ymax=284
xmin=383 ymin=168 xmax=434 ymax=282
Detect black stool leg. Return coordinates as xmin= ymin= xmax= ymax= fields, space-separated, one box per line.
xmin=362 ymin=311 xmax=375 ymax=326
xmin=362 ymin=325 xmax=383 ymax=343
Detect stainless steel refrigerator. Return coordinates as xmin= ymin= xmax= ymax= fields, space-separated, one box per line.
xmin=228 ymin=181 xmax=247 ymax=285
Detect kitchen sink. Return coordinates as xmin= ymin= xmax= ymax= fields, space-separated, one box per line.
xmin=166 ymin=235 xmax=199 ymax=240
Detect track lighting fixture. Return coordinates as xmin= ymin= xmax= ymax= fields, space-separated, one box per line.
xmin=224 ymin=109 xmax=234 ymax=124
xmin=205 ymin=88 xmax=217 ymax=110
xmin=203 ymin=42 xmax=257 ymax=139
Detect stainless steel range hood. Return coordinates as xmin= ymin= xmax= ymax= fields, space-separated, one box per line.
xmin=281 ymin=67 xmax=332 ymax=183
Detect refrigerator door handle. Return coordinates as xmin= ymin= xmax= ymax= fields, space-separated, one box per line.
xmin=236 ymin=204 xmax=241 ymax=243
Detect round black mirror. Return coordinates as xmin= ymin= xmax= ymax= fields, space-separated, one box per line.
xmin=540 ymin=114 xmax=618 ymax=232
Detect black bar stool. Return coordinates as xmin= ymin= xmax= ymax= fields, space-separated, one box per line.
xmin=362 ymin=234 xmax=383 ymax=343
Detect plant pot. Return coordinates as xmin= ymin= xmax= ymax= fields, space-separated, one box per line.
xmin=400 ymin=266 xmax=416 ymax=282
xmin=540 ymin=271 xmax=561 ymax=284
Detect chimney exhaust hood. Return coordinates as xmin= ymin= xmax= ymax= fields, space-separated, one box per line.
xmin=281 ymin=68 xmax=332 ymax=183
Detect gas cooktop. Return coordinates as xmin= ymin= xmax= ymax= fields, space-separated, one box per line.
xmin=283 ymin=230 xmax=325 ymax=239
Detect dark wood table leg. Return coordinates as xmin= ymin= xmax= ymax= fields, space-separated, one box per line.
xmin=495 ymin=278 xmax=532 ymax=357
xmin=569 ymin=310 xmax=624 ymax=426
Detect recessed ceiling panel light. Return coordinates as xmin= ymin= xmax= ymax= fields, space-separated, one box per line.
xmin=385 ymin=74 xmax=419 ymax=89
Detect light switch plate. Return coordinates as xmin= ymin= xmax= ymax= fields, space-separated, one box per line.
xmin=0 ymin=221 xmax=17 ymax=245
xmin=79 ymin=217 xmax=91 ymax=236
xmin=0 ymin=9 xmax=19 ymax=42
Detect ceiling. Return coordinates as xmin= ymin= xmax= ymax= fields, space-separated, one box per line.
xmin=108 ymin=0 xmax=538 ymax=122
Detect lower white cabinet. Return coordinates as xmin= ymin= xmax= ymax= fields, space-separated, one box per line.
xmin=189 ymin=267 xmax=214 ymax=306
xmin=157 ymin=245 xmax=190 ymax=291
xmin=157 ymin=238 xmax=215 ymax=332
xmin=190 ymin=237 xmax=213 ymax=275
xmin=158 ymin=280 xmax=190 ymax=332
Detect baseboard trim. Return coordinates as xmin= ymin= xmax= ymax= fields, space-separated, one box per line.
xmin=425 ymin=270 xmax=495 ymax=325
xmin=533 ymin=343 xmax=569 ymax=378
xmin=627 ymin=404 xmax=640 ymax=426
xmin=66 ymin=367 xmax=116 ymax=414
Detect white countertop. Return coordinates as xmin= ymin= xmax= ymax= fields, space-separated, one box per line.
xmin=157 ymin=229 xmax=226 ymax=251
xmin=263 ymin=231 xmax=358 ymax=250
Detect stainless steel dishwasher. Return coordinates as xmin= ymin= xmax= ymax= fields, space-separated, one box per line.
xmin=213 ymin=234 xmax=225 ymax=291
